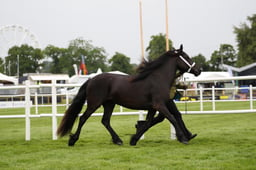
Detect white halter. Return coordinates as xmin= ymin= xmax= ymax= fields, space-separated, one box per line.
xmin=179 ymin=55 xmax=196 ymax=73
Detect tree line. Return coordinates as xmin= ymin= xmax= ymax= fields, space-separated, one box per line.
xmin=0 ymin=14 xmax=255 ymax=76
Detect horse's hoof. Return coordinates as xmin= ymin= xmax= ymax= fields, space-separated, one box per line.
xmin=114 ymin=141 xmax=123 ymax=146
xmin=177 ymin=136 xmax=189 ymax=145
xmin=130 ymin=141 xmax=137 ymax=146
xmin=130 ymin=135 xmax=138 ymax=146
xmin=112 ymin=139 xmax=123 ymax=145
xmin=180 ymin=140 xmax=189 ymax=145
xmin=177 ymin=138 xmax=189 ymax=145
xmin=189 ymin=133 xmax=197 ymax=141
xmin=68 ymin=134 xmax=77 ymax=146
xmin=68 ymin=142 xmax=75 ymax=146
xmin=68 ymin=138 xmax=76 ymax=146
xmin=116 ymin=141 xmax=123 ymax=146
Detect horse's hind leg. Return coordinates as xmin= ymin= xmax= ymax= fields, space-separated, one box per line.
xmin=135 ymin=111 xmax=165 ymax=132
xmin=102 ymin=102 xmax=123 ymax=145
xmin=68 ymin=105 xmax=99 ymax=146
xmin=130 ymin=109 xmax=156 ymax=145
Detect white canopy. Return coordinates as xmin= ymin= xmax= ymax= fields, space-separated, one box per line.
xmin=29 ymin=74 xmax=69 ymax=81
xmin=69 ymin=68 xmax=127 ymax=84
xmin=182 ymin=72 xmax=231 ymax=82
xmin=0 ymin=73 xmax=18 ymax=85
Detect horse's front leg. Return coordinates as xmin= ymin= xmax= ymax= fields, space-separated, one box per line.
xmin=167 ymin=99 xmax=197 ymax=141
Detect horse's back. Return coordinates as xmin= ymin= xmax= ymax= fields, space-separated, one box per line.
xmin=86 ymin=73 xmax=129 ymax=100
xmin=86 ymin=73 xmax=154 ymax=109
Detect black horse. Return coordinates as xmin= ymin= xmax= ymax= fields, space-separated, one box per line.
xmin=132 ymin=54 xmax=197 ymax=145
xmin=57 ymin=45 xmax=201 ymax=146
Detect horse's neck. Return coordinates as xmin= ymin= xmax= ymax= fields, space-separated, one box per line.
xmin=153 ymin=58 xmax=177 ymax=87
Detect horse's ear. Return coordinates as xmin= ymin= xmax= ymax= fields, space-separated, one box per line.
xmin=179 ymin=44 xmax=183 ymax=51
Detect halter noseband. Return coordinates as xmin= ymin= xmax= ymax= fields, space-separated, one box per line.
xmin=179 ymin=55 xmax=195 ymax=73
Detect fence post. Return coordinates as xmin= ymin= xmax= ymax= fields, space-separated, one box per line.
xmin=65 ymin=89 xmax=69 ymax=109
xmin=200 ymin=86 xmax=203 ymax=111
xmin=212 ymin=86 xmax=215 ymax=111
xmin=51 ymin=79 xmax=58 ymax=140
xmin=25 ymin=80 xmax=31 ymax=141
xmin=35 ymin=92 xmax=38 ymax=114
xmin=250 ymin=85 xmax=253 ymax=110
xmin=170 ymin=124 xmax=176 ymax=140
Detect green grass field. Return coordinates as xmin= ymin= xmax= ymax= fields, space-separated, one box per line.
xmin=0 ymin=102 xmax=256 ymax=169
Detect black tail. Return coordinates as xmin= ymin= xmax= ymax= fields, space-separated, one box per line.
xmin=57 ymin=80 xmax=90 ymax=137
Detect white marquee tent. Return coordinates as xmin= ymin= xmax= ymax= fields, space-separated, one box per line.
xmin=0 ymin=73 xmax=18 ymax=85
xmin=182 ymin=72 xmax=231 ymax=82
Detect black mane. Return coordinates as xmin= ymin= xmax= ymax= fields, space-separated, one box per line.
xmin=131 ymin=50 xmax=178 ymax=82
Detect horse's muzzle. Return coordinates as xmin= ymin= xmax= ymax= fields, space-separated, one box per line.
xmin=193 ymin=68 xmax=201 ymax=77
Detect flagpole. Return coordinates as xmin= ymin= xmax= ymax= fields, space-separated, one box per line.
xmin=165 ymin=0 xmax=169 ymax=51
xmin=165 ymin=0 xmax=176 ymax=140
xmin=139 ymin=0 xmax=145 ymax=61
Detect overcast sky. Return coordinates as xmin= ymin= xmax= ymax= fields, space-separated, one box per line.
xmin=0 ymin=0 xmax=255 ymax=64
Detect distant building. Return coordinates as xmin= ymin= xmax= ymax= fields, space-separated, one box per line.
xmin=223 ymin=63 xmax=256 ymax=86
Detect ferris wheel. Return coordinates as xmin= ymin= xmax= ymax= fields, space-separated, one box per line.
xmin=0 ymin=25 xmax=40 ymax=59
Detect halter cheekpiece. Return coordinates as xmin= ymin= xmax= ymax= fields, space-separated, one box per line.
xmin=178 ymin=55 xmax=195 ymax=73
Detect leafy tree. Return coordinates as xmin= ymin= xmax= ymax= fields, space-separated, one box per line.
xmin=219 ymin=44 xmax=237 ymax=66
xmin=109 ymin=52 xmax=134 ymax=74
xmin=43 ymin=45 xmax=69 ymax=74
xmin=85 ymin=47 xmax=108 ymax=73
xmin=209 ymin=50 xmax=221 ymax=71
xmin=146 ymin=33 xmax=173 ymax=60
xmin=0 ymin=57 xmax=4 ymax=73
xmin=209 ymin=44 xmax=237 ymax=71
xmin=5 ymin=44 xmax=44 ymax=76
xmin=43 ymin=38 xmax=108 ymax=76
xmin=192 ymin=54 xmax=210 ymax=71
xmin=68 ymin=38 xmax=108 ymax=73
xmin=234 ymin=14 xmax=256 ymax=66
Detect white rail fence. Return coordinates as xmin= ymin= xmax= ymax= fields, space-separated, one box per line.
xmin=182 ymin=75 xmax=256 ymax=114
xmin=1 ymin=76 xmax=256 ymax=141
xmin=177 ymin=85 xmax=256 ymax=114
xmin=0 ymin=80 xmax=146 ymax=141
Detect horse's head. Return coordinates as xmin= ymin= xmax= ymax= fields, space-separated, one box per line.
xmin=173 ymin=45 xmax=201 ymax=76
